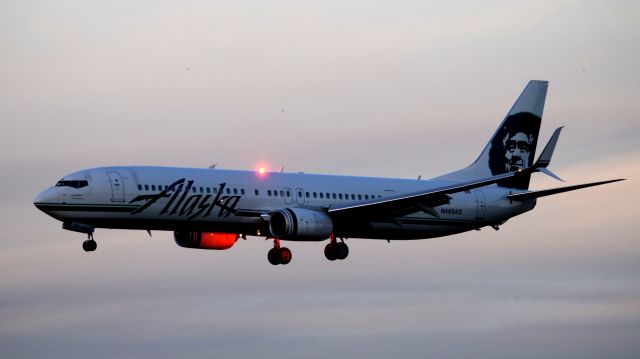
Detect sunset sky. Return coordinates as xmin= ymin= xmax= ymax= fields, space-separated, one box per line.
xmin=1 ymin=1 xmax=639 ymax=358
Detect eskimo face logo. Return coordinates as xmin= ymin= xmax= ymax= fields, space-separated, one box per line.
xmin=129 ymin=178 xmax=241 ymax=220
xmin=503 ymin=131 xmax=534 ymax=172
xmin=488 ymin=112 xmax=541 ymax=176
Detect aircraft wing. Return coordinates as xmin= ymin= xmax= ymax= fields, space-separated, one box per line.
xmin=507 ymin=179 xmax=624 ymax=201
xmin=328 ymin=171 xmax=527 ymax=219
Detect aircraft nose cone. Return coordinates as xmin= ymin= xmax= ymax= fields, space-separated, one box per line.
xmin=34 ymin=188 xmax=59 ymax=211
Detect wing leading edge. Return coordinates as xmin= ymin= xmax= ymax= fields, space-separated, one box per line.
xmin=328 ymin=170 xmax=530 ymax=218
xmin=507 ymin=179 xmax=624 ymax=201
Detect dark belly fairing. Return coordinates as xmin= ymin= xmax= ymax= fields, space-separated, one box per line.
xmin=338 ymin=221 xmax=477 ymax=240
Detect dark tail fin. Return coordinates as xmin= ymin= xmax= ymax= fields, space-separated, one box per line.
xmin=437 ymin=80 xmax=548 ymax=189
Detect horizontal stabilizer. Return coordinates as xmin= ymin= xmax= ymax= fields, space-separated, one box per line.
xmin=507 ymin=179 xmax=625 ymax=201
xmin=538 ymin=167 xmax=564 ymax=182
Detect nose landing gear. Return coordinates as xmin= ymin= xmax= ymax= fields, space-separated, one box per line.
xmin=267 ymin=239 xmax=292 ymax=265
xmin=324 ymin=234 xmax=349 ymax=261
xmin=82 ymin=233 xmax=97 ymax=252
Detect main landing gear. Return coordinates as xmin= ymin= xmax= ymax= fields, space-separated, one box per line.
xmin=324 ymin=234 xmax=349 ymax=261
xmin=265 ymin=235 xmax=349 ymax=265
xmin=82 ymin=233 xmax=97 ymax=252
xmin=267 ymin=239 xmax=292 ymax=265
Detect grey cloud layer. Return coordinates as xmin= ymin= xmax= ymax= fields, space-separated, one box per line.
xmin=1 ymin=1 xmax=639 ymax=358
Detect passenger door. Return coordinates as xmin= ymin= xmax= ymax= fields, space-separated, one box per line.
xmin=107 ymin=171 xmax=125 ymax=202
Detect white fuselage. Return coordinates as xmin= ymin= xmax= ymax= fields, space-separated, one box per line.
xmin=34 ymin=166 xmax=535 ymax=240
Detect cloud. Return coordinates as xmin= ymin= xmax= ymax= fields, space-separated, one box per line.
xmin=1 ymin=1 xmax=639 ymax=358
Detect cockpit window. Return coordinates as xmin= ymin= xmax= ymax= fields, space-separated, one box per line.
xmin=56 ymin=180 xmax=89 ymax=189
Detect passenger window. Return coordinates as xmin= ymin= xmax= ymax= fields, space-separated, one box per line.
xmin=319 ymin=192 xmax=324 ymax=198
xmin=286 ymin=191 xmax=290 ymax=197
xmin=365 ymin=195 xmax=369 ymax=200
xmin=279 ymin=190 xmax=284 ymax=196
xmin=152 ymin=185 xmax=157 ymax=191
xmin=351 ymin=194 xmax=355 ymax=200
xmin=332 ymin=193 xmax=336 ymax=199
xmin=233 ymin=188 xmax=238 ymax=195
xmin=212 ymin=188 xmax=217 ymax=194
xmin=313 ymin=192 xmax=317 ymax=198
xmin=306 ymin=192 xmax=310 ymax=197
xmin=241 ymin=189 xmax=245 ymax=195
xmin=206 ymin=187 xmax=211 ymax=194
xmin=226 ymin=188 xmax=231 ymax=194
xmin=138 ymin=184 xmax=142 ymax=190
xmin=358 ymin=194 xmax=362 ymax=200
xmin=339 ymin=194 xmax=343 ymax=199
xmin=298 ymin=191 xmax=302 ymax=197
xmin=255 ymin=189 xmax=259 ymax=196
xmin=267 ymin=190 xmax=272 ymax=196
xmin=144 ymin=185 xmax=149 ymax=191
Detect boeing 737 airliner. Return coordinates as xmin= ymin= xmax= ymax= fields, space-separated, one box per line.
xmin=34 ymin=81 xmax=624 ymax=265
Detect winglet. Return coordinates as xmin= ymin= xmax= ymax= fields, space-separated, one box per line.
xmin=534 ymin=126 xmax=563 ymax=169
xmin=531 ymin=126 xmax=565 ymax=181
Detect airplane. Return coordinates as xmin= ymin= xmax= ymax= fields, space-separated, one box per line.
xmin=34 ymin=80 xmax=624 ymax=265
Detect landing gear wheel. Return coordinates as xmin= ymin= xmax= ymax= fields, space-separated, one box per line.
xmin=82 ymin=240 xmax=97 ymax=252
xmin=267 ymin=248 xmax=280 ymax=265
xmin=335 ymin=242 xmax=349 ymax=260
xmin=324 ymin=243 xmax=337 ymax=261
xmin=279 ymin=247 xmax=292 ymax=265
xmin=324 ymin=234 xmax=349 ymax=261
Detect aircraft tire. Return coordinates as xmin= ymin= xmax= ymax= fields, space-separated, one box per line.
xmin=335 ymin=242 xmax=349 ymax=260
xmin=324 ymin=243 xmax=337 ymax=261
xmin=83 ymin=240 xmax=97 ymax=252
xmin=267 ymin=248 xmax=280 ymax=265
xmin=279 ymin=247 xmax=292 ymax=265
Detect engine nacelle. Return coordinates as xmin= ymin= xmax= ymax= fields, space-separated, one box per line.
xmin=174 ymin=231 xmax=238 ymax=250
xmin=269 ymin=208 xmax=333 ymax=241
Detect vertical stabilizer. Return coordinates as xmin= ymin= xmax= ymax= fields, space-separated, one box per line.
xmin=436 ymin=80 xmax=548 ymax=189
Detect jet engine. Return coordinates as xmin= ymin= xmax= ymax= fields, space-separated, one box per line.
xmin=269 ymin=208 xmax=333 ymax=240
xmin=174 ymin=231 xmax=238 ymax=250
